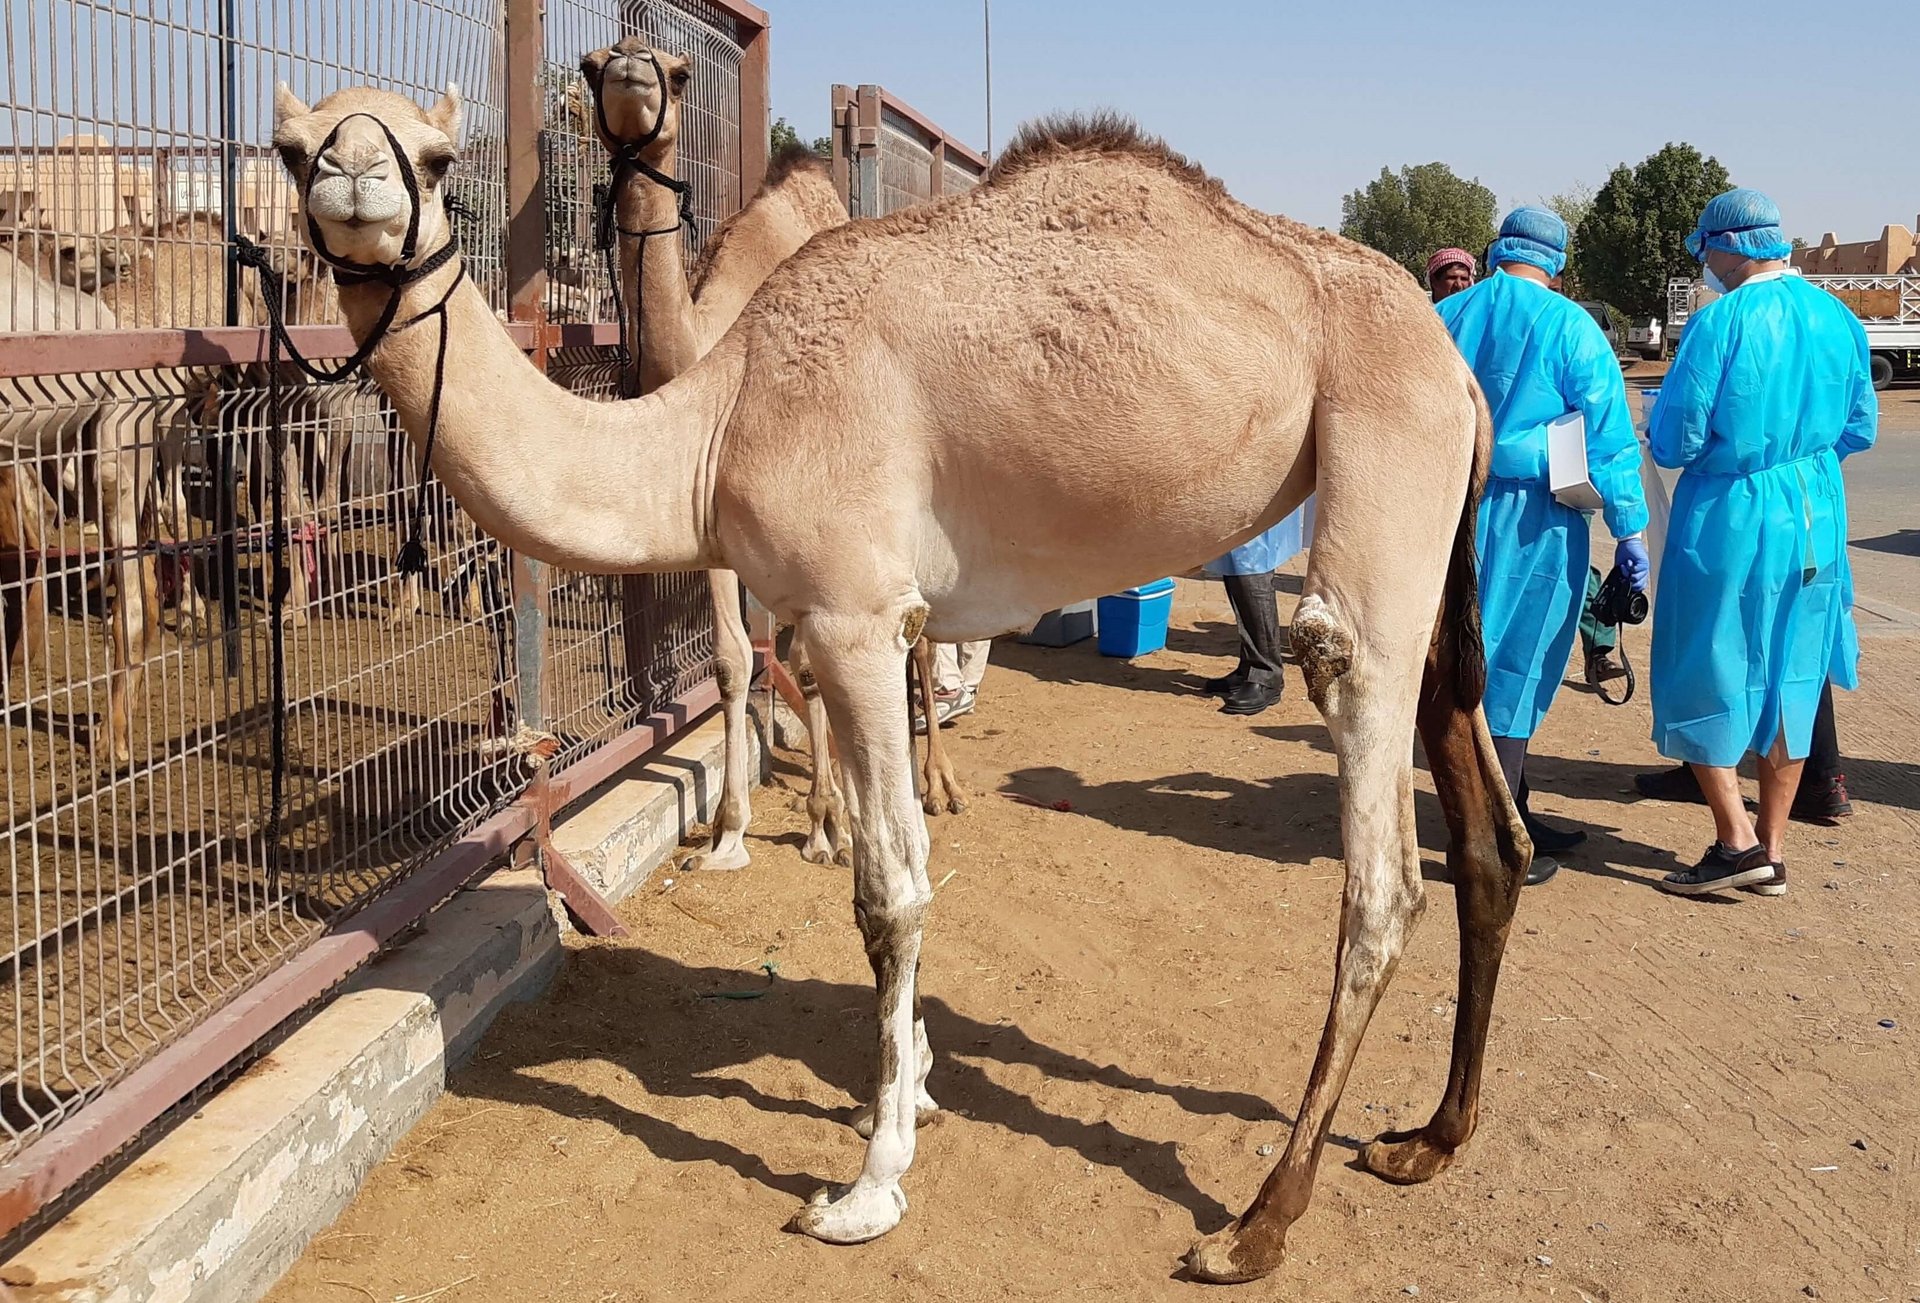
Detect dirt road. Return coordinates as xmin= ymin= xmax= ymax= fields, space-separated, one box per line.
xmin=268 ymin=576 xmax=1919 ymax=1303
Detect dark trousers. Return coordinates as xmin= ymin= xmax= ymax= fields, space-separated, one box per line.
xmin=1492 ymin=734 xmax=1532 ymax=814
xmin=1805 ymin=681 xmax=1841 ymax=785
xmin=1221 ymin=571 xmax=1286 ymax=687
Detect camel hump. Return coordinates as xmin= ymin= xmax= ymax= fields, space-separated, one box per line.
xmin=988 ymin=111 xmax=1222 ymax=199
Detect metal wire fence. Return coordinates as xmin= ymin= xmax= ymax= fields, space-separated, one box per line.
xmin=0 ymin=0 xmax=766 ymax=1233
xmin=831 ymin=83 xmax=987 ymax=221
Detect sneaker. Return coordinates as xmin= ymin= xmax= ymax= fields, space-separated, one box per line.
xmin=1523 ymin=809 xmax=1587 ymax=854
xmin=1659 ymin=842 xmax=1774 ymax=897
xmin=1741 ymin=861 xmax=1788 ymax=897
xmin=1219 ymin=679 xmax=1282 ymax=716
xmin=1524 ymin=854 xmax=1560 ymax=887
xmin=1634 ymin=764 xmax=1707 ymax=806
xmin=912 ymin=685 xmax=976 ymax=735
xmin=1790 ymin=774 xmax=1853 ymax=825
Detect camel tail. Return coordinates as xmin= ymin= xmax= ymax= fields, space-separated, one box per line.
xmin=1439 ymin=375 xmax=1491 ymax=709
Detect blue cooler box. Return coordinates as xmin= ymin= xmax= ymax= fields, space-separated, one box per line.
xmin=1096 ymin=578 xmax=1176 ymax=658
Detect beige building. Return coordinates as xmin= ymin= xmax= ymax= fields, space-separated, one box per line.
xmin=1 ymin=135 xmax=296 ymax=242
xmin=1792 ymin=218 xmax=1919 ymax=276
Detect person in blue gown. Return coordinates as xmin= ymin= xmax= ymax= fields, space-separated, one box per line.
xmin=1646 ymin=189 xmax=1876 ymax=898
xmin=1438 ymin=207 xmax=1650 ymax=886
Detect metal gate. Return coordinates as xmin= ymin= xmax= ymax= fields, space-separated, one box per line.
xmin=829 ymin=83 xmax=986 ymax=221
xmin=0 ymin=0 xmax=769 ymax=1242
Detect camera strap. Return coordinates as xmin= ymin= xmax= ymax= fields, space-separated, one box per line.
xmin=1588 ymin=633 xmax=1635 ymax=706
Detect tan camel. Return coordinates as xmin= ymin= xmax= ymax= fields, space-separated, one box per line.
xmin=580 ymin=39 xmax=868 ymax=872
xmin=273 ymin=84 xmax=1530 ymax=1282
xmin=1 ymin=247 xmax=155 ymax=763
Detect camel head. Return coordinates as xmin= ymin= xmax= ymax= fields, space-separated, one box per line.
xmin=271 ymin=82 xmax=463 ymax=274
xmin=578 ymin=37 xmax=691 ymax=160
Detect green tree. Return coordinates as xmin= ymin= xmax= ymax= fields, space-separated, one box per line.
xmin=1339 ymin=162 xmax=1497 ymax=280
xmin=1573 ymin=143 xmax=1731 ymax=318
xmin=771 ymin=116 xmax=831 ymax=159
xmin=1543 ymin=183 xmax=1596 ymax=298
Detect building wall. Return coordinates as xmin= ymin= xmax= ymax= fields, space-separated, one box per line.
xmin=1793 ymin=219 xmax=1920 ymax=276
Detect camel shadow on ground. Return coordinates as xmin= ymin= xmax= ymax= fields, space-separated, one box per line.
xmin=1000 ymin=761 xmax=1687 ymax=891
xmin=448 ymin=944 xmax=1304 ymax=1231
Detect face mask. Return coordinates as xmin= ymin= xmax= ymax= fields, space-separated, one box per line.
xmin=1701 ymin=263 xmax=1731 ymax=296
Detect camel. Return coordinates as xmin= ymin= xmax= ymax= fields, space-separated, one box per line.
xmin=272 ymin=83 xmax=1530 ymax=1283
xmin=1 ymin=247 xmax=156 ymax=763
xmin=580 ymin=38 xmax=872 ymax=872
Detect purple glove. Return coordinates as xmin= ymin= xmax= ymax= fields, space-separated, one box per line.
xmin=1617 ymin=537 xmax=1651 ymax=591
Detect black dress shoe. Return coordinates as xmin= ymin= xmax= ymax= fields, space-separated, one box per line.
xmin=1634 ymin=764 xmax=1708 ymax=805
xmin=1524 ymin=855 xmax=1559 ymax=886
xmin=1220 ymin=679 xmax=1282 ymax=716
xmin=1523 ymin=809 xmax=1587 ymax=854
xmin=1203 ymin=667 xmax=1250 ymax=697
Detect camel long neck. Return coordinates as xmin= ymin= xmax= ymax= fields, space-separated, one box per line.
xmin=340 ymin=264 xmax=732 ymax=575
xmin=616 ymin=145 xmax=699 ymax=395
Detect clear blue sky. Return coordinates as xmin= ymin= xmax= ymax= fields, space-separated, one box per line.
xmin=764 ymin=0 xmax=1913 ymax=244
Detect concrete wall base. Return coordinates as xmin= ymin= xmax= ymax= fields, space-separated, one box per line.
xmin=4 ymin=707 xmax=741 ymax=1302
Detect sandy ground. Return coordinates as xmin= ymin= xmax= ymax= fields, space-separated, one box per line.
xmin=267 ymin=575 xmax=1920 ymax=1303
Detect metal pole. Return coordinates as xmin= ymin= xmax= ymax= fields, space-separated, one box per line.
xmin=219 ymin=0 xmax=239 ymax=325
xmin=983 ymin=0 xmax=993 ymax=157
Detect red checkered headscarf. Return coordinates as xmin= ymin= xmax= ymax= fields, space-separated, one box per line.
xmin=1426 ymin=247 xmax=1477 ymax=281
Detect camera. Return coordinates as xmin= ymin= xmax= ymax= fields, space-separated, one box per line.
xmin=1588 ymin=566 xmax=1648 ymax=629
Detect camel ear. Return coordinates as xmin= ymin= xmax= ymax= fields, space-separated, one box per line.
xmin=666 ymin=53 xmax=693 ymax=96
xmin=578 ymin=47 xmax=608 ymax=88
xmin=426 ymin=82 xmax=463 ymax=141
xmin=273 ymin=81 xmax=312 ymax=131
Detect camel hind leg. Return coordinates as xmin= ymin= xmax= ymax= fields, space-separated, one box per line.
xmin=789 ymin=628 xmax=852 ymax=867
xmin=911 ymin=637 xmax=967 ymax=816
xmin=1364 ymin=392 xmax=1532 ymax=1185
xmin=1187 ymin=383 xmax=1480 ymax=1284
xmin=683 ymin=571 xmax=753 ymax=872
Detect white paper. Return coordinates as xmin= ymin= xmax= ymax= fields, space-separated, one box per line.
xmin=1547 ymin=410 xmax=1603 ymax=512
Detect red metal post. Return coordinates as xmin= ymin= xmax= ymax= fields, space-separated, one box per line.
xmin=738 ymin=16 xmax=771 ymax=201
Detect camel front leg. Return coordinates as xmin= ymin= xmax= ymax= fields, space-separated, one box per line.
xmin=787 ymin=604 xmax=934 ymax=1245
xmin=911 ymin=637 xmax=968 ymax=816
xmin=684 ymin=571 xmax=753 ymax=871
xmin=98 ymin=450 xmax=155 ymax=766
xmin=1187 ymin=591 xmax=1427 ymax=1284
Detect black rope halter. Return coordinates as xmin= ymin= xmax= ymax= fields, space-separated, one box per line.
xmin=589 ymin=49 xmax=698 ymax=395
xmin=230 ymin=110 xmax=465 ymax=882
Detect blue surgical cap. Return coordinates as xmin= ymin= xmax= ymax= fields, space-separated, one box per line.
xmin=1487 ymin=205 xmax=1568 ymax=277
xmin=1686 ymin=188 xmax=1792 ymax=262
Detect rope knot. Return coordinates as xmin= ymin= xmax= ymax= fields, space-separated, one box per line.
xmin=507 ymin=722 xmax=562 ymax=771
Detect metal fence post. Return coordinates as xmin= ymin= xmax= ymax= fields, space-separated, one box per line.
xmin=739 ymin=17 xmax=771 ymax=199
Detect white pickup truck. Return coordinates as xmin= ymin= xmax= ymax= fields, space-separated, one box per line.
xmin=1665 ymin=271 xmax=1920 ymax=388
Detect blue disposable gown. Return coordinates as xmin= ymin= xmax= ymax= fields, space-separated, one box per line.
xmin=1648 ymin=273 xmax=1876 ymax=766
xmin=1439 ymin=272 xmax=1649 ymax=738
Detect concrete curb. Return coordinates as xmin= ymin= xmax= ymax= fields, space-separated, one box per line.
xmin=4 ymin=709 xmax=737 ymax=1302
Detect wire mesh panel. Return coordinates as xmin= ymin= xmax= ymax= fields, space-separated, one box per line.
xmin=533 ymin=0 xmax=748 ymax=770
xmin=0 ymin=0 xmax=760 ymax=1207
xmin=876 ymin=109 xmax=934 ymax=215
xmin=0 ymin=0 xmax=506 ymax=325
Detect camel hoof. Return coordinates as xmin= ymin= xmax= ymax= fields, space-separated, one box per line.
xmin=834 ymin=846 xmax=854 ymax=869
xmin=849 ymin=1093 xmax=940 ymax=1138
xmin=921 ymin=796 xmax=943 ymax=818
xmin=685 ymin=843 xmax=751 ymax=873
xmin=1183 ymin=1224 xmax=1282 ymax=1285
xmin=1360 ymin=1130 xmax=1458 ymax=1186
xmin=786 ymin=1181 xmax=906 ymax=1245
xmin=800 ymin=835 xmax=835 ymax=866
xmin=946 ymin=795 xmax=968 ymax=816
